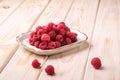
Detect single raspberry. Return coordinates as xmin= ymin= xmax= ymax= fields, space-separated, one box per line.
xmin=41 ymin=34 xmax=51 ymax=42
xmin=65 ymin=37 xmax=72 ymax=44
xmin=36 ymin=26 xmax=44 ymax=32
xmin=34 ymin=41 xmax=40 ymax=48
xmin=32 ymin=35 xmax=40 ymax=42
xmin=56 ymin=35 xmax=63 ymax=42
xmin=30 ymin=31 xmax=36 ymax=38
xmin=52 ymin=24 xmax=60 ymax=31
xmin=37 ymin=29 xmax=45 ymax=35
xmin=59 ymin=22 xmax=66 ymax=27
xmin=59 ymin=28 xmax=66 ymax=36
xmin=45 ymin=65 xmax=55 ymax=75
xmin=39 ymin=42 xmax=47 ymax=50
xmin=55 ymin=41 xmax=61 ymax=48
xmin=32 ymin=59 xmax=41 ymax=68
xmin=91 ymin=57 xmax=102 ymax=69
xmin=48 ymin=30 xmax=56 ymax=39
xmin=65 ymin=26 xmax=70 ymax=31
xmin=66 ymin=31 xmax=76 ymax=39
xmin=29 ymin=38 xmax=34 ymax=45
xmin=48 ymin=42 xmax=56 ymax=49
xmin=71 ymin=36 xmax=77 ymax=42
xmin=45 ymin=22 xmax=54 ymax=32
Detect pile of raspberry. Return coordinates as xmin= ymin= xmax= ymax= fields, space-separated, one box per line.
xmin=29 ymin=22 xmax=77 ymax=50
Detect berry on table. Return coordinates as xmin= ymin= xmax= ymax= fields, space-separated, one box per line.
xmin=45 ymin=65 xmax=55 ymax=75
xmin=91 ymin=57 xmax=102 ymax=69
xmin=32 ymin=59 xmax=41 ymax=68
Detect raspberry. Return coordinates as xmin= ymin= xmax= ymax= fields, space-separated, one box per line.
xmin=37 ymin=29 xmax=45 ymax=35
xmin=45 ymin=65 xmax=55 ymax=75
xmin=71 ymin=36 xmax=77 ymax=42
xmin=52 ymin=24 xmax=60 ymax=31
xmin=36 ymin=26 xmax=43 ymax=32
xmin=59 ymin=29 xmax=66 ymax=36
xmin=55 ymin=41 xmax=61 ymax=48
xmin=56 ymin=35 xmax=63 ymax=42
xmin=65 ymin=38 xmax=72 ymax=44
xmin=65 ymin=26 xmax=70 ymax=31
xmin=30 ymin=31 xmax=36 ymax=38
xmin=48 ymin=42 xmax=56 ymax=49
xmin=66 ymin=31 xmax=76 ymax=39
xmin=41 ymin=34 xmax=51 ymax=42
xmin=91 ymin=57 xmax=102 ymax=69
xmin=32 ymin=35 xmax=40 ymax=42
xmin=29 ymin=38 xmax=34 ymax=45
xmin=48 ymin=30 xmax=56 ymax=39
xmin=32 ymin=59 xmax=41 ymax=68
xmin=61 ymin=41 xmax=66 ymax=46
xmin=39 ymin=42 xmax=47 ymax=50
xmin=34 ymin=41 xmax=40 ymax=48
xmin=59 ymin=22 xmax=66 ymax=26
xmin=45 ymin=22 xmax=54 ymax=32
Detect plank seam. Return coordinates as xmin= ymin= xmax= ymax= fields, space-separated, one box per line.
xmin=83 ymin=0 xmax=101 ymax=79
xmin=0 ymin=0 xmax=26 ymax=25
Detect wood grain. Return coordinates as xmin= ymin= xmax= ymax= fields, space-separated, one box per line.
xmin=0 ymin=0 xmax=49 ymax=72
xmin=84 ymin=0 xmax=120 ymax=80
xmin=0 ymin=0 xmax=74 ymax=79
xmin=38 ymin=0 xmax=99 ymax=80
xmin=0 ymin=0 xmax=25 ymax=25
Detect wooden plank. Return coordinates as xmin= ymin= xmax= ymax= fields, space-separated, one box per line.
xmin=84 ymin=0 xmax=120 ymax=80
xmin=0 ymin=0 xmax=49 ymax=72
xmin=38 ymin=0 xmax=99 ymax=80
xmin=0 ymin=0 xmax=74 ymax=79
xmin=0 ymin=0 xmax=25 ymax=25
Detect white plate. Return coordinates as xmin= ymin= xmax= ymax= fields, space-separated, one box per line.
xmin=16 ymin=29 xmax=88 ymax=55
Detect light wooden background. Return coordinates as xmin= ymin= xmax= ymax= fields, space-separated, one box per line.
xmin=0 ymin=0 xmax=120 ymax=80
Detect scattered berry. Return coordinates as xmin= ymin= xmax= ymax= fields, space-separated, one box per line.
xmin=45 ymin=65 xmax=55 ymax=75
xmin=32 ymin=59 xmax=41 ymax=68
xmin=91 ymin=57 xmax=102 ymax=69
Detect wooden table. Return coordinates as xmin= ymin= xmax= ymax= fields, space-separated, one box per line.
xmin=0 ymin=0 xmax=120 ymax=80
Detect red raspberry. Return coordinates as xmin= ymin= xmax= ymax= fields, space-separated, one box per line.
xmin=30 ymin=31 xmax=36 ymax=38
xmin=34 ymin=41 xmax=40 ymax=48
xmin=41 ymin=34 xmax=51 ymax=42
xmin=65 ymin=26 xmax=70 ymax=31
xmin=59 ymin=22 xmax=66 ymax=26
xmin=45 ymin=22 xmax=54 ymax=32
xmin=29 ymin=38 xmax=34 ymax=45
xmin=48 ymin=30 xmax=56 ymax=39
xmin=71 ymin=36 xmax=77 ymax=42
xmin=37 ymin=29 xmax=45 ymax=35
xmin=32 ymin=35 xmax=40 ymax=42
xmin=39 ymin=42 xmax=47 ymax=50
xmin=65 ymin=38 xmax=72 ymax=44
xmin=66 ymin=31 xmax=76 ymax=39
xmin=36 ymin=26 xmax=44 ymax=32
xmin=59 ymin=28 xmax=66 ymax=36
xmin=56 ymin=35 xmax=63 ymax=42
xmin=91 ymin=57 xmax=102 ymax=69
xmin=52 ymin=24 xmax=60 ymax=31
xmin=48 ymin=42 xmax=56 ymax=49
xmin=55 ymin=41 xmax=61 ymax=48
xmin=45 ymin=65 xmax=55 ymax=75
xmin=32 ymin=59 xmax=41 ymax=68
